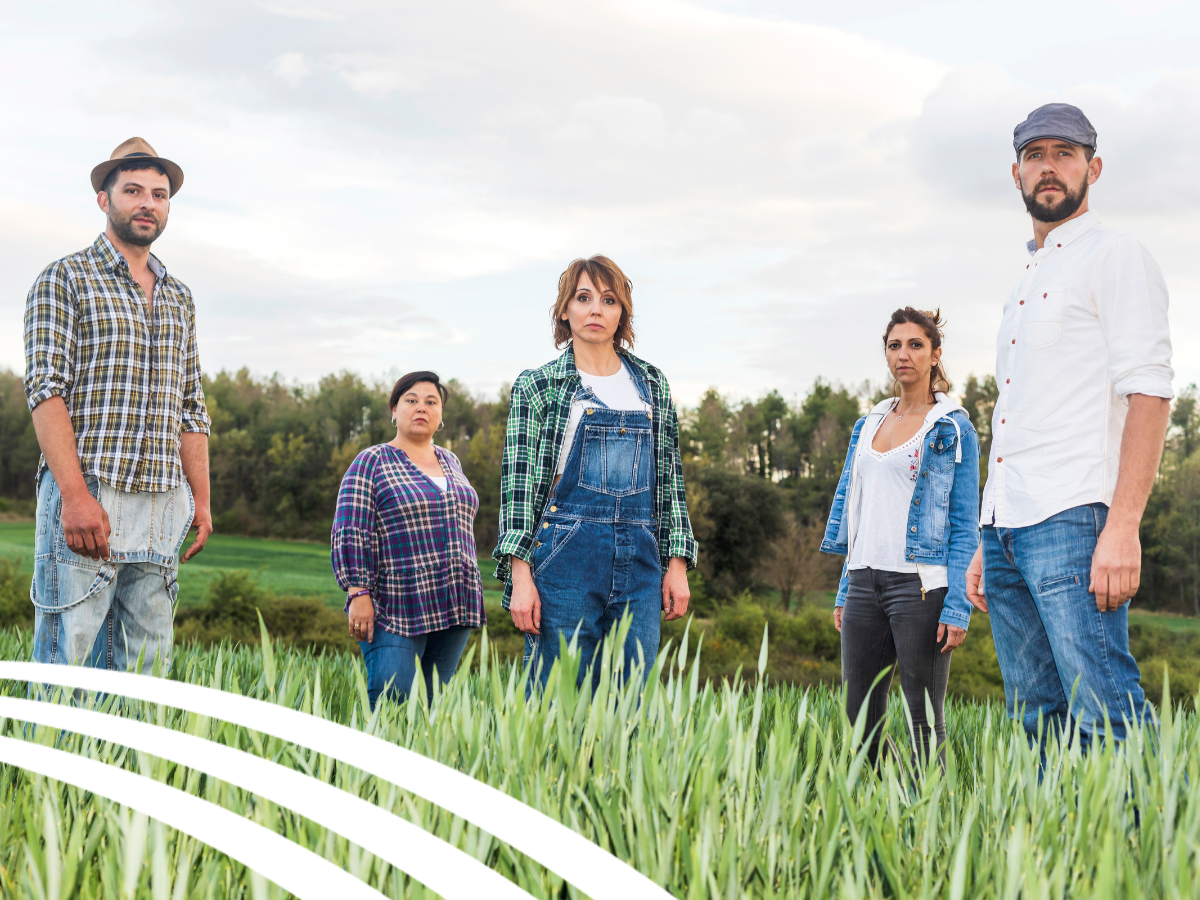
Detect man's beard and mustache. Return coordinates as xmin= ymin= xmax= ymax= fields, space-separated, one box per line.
xmin=108 ymin=206 xmax=167 ymax=246
xmin=1021 ymin=172 xmax=1088 ymax=223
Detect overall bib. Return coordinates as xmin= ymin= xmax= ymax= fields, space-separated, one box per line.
xmin=526 ymin=401 xmax=661 ymax=691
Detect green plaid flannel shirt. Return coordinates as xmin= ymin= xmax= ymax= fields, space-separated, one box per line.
xmin=492 ymin=346 xmax=697 ymax=606
xmin=23 ymin=234 xmax=210 ymax=493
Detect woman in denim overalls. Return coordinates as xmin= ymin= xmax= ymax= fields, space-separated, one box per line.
xmin=494 ymin=256 xmax=697 ymax=692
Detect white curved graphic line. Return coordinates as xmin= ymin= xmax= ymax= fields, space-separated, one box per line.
xmin=0 ymin=695 xmax=532 ymax=900
xmin=0 ymin=662 xmax=672 ymax=900
xmin=0 ymin=734 xmax=384 ymax=900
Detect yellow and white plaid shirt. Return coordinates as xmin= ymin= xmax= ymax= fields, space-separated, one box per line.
xmin=23 ymin=234 xmax=210 ymax=493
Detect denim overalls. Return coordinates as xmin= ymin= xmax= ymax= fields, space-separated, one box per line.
xmin=526 ymin=391 xmax=661 ymax=691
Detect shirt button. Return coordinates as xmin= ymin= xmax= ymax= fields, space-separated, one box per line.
xmin=1019 ymin=300 xmax=1024 ymax=305
xmin=1043 ymin=293 xmax=1047 ymax=298
xmin=1011 ymin=339 xmax=1016 ymax=344
xmin=910 ymin=526 xmax=917 ymax=533
xmin=1001 ymin=419 xmax=1006 ymax=424
xmin=1057 ymin=243 xmax=1062 ymax=248
xmin=909 ymin=554 xmax=915 ymax=560
xmin=996 ymin=457 xmax=1003 ymax=463
xmin=1006 ymin=379 xmax=1011 ymax=384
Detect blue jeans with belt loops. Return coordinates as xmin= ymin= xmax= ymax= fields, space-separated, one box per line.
xmin=525 ymin=405 xmax=661 ymax=693
xmin=984 ymin=503 xmax=1146 ymax=746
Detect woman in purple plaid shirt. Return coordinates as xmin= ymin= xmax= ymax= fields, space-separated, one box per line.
xmin=332 ymin=371 xmax=485 ymax=709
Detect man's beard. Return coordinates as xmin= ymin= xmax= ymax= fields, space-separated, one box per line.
xmin=1021 ymin=173 xmax=1088 ymax=223
xmin=109 ymin=208 xmax=166 ymax=246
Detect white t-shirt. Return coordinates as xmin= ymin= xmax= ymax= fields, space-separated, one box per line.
xmin=429 ymin=475 xmax=448 ymax=491
xmin=847 ymin=416 xmax=949 ymax=591
xmin=556 ymin=365 xmax=651 ymax=474
xmin=848 ymin=431 xmax=923 ymax=574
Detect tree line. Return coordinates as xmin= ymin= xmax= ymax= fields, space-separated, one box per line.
xmin=1 ymin=368 xmax=1197 ymax=615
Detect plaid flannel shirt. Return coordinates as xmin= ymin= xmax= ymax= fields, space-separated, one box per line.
xmin=493 ymin=346 xmax=697 ymax=606
xmin=332 ymin=443 xmax=485 ymax=637
xmin=23 ymin=234 xmax=210 ymax=493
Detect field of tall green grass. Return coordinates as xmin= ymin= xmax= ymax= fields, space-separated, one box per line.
xmin=0 ymin=622 xmax=1195 ymax=899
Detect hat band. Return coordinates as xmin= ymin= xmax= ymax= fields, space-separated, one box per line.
xmin=122 ymin=152 xmax=154 ymax=159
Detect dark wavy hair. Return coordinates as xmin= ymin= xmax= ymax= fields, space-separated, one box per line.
xmin=883 ymin=307 xmax=951 ymax=396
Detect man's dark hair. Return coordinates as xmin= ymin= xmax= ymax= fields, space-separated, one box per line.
xmin=101 ymin=160 xmax=170 ymax=196
xmin=389 ymin=371 xmax=448 ymax=411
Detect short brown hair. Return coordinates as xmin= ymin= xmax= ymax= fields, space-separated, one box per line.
xmin=883 ymin=307 xmax=952 ymax=396
xmin=551 ymin=256 xmax=635 ymax=351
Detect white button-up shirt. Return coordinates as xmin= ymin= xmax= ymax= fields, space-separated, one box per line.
xmin=981 ymin=212 xmax=1173 ymax=528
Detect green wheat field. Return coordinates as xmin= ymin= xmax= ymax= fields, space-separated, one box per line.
xmin=0 ymin=521 xmax=1197 ymax=898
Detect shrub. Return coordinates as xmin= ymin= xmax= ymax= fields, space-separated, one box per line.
xmin=175 ymin=570 xmax=355 ymax=654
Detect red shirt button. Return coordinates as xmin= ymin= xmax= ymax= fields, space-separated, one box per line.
xmin=1043 ymin=293 xmax=1047 ymax=298
xmin=1011 ymin=339 xmax=1016 ymax=344
xmin=1057 ymin=243 xmax=1062 ymax=248
xmin=997 ymin=457 xmax=1003 ymax=463
xmin=1001 ymin=419 xmax=1006 ymax=424
xmin=1020 ymin=300 xmax=1025 ymax=305
xmin=1006 ymin=379 xmax=1010 ymax=384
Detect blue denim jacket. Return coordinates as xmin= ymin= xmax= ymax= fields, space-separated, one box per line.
xmin=820 ymin=398 xmax=981 ymax=630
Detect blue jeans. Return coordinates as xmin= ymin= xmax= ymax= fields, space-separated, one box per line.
xmin=984 ymin=503 xmax=1146 ymax=743
xmin=359 ymin=626 xmax=472 ymax=709
xmin=32 ymin=470 xmax=192 ymax=674
xmin=526 ymin=404 xmax=661 ymax=692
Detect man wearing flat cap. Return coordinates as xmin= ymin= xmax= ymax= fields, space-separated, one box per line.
xmin=965 ymin=104 xmax=1173 ymax=746
xmin=23 ymin=138 xmax=211 ymax=674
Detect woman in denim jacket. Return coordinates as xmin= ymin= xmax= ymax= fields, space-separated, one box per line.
xmin=821 ymin=308 xmax=980 ymax=769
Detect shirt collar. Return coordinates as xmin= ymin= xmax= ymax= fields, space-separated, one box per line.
xmin=91 ymin=233 xmax=168 ymax=279
xmin=1025 ymin=210 xmax=1099 ymax=256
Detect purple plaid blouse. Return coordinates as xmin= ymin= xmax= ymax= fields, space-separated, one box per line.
xmin=332 ymin=443 xmax=485 ymax=637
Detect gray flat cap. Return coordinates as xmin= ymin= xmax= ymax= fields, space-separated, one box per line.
xmin=1013 ymin=103 xmax=1097 ymax=157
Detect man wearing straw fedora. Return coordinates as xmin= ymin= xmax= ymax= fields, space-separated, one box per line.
xmin=23 ymin=137 xmax=211 ymax=675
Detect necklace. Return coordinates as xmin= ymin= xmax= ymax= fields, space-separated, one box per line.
xmin=893 ymin=400 xmax=932 ymax=421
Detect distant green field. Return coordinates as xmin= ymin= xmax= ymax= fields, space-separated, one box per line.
xmin=0 ymin=521 xmax=504 ymax=610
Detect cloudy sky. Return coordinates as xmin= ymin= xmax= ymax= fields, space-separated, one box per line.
xmin=1 ymin=0 xmax=1197 ymax=405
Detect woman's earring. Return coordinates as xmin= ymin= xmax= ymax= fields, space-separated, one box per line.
xmin=437 ymin=420 xmax=445 ymax=432
xmin=390 ymin=417 xmax=396 ymax=425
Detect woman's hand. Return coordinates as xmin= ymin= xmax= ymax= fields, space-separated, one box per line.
xmin=937 ymin=623 xmax=966 ymax=653
xmin=509 ymin=558 xmax=541 ymax=635
xmin=833 ymin=607 xmax=843 ymax=633
xmin=348 ymin=590 xmax=375 ymax=643
xmin=662 ymin=558 xmax=691 ymax=621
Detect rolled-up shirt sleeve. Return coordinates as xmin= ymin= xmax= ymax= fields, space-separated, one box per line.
xmin=1094 ymin=236 xmax=1174 ymax=400
xmin=180 ymin=294 xmax=211 ymax=434
xmin=331 ymin=452 xmax=379 ymax=598
xmin=23 ymin=263 xmax=77 ymax=411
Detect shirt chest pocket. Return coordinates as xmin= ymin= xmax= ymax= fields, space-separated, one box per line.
xmin=1021 ymin=289 xmax=1065 ymax=350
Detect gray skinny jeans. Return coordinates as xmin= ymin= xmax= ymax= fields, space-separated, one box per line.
xmin=841 ymin=568 xmax=952 ymax=770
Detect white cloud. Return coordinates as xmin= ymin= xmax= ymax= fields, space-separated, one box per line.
xmin=269 ymin=51 xmax=311 ymax=86
xmin=0 ymin=0 xmax=1197 ymax=402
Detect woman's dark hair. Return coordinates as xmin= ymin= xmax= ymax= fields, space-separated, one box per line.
xmin=389 ymin=371 xmax=448 ymax=411
xmin=883 ymin=307 xmax=952 ymax=396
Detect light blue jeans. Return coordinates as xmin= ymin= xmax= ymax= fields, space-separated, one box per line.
xmin=984 ymin=503 xmax=1146 ymax=745
xmin=31 ymin=470 xmax=193 ymax=674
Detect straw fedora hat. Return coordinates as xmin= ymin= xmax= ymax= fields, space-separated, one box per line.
xmin=90 ymin=137 xmax=184 ymax=197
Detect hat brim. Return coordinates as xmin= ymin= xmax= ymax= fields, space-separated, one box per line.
xmin=91 ymin=156 xmax=184 ymax=198
xmin=1015 ymin=133 xmax=1095 ymax=156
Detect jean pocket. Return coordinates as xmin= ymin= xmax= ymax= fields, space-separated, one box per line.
xmin=1037 ymin=573 xmax=1083 ymax=598
xmin=533 ymin=520 xmax=582 ymax=578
